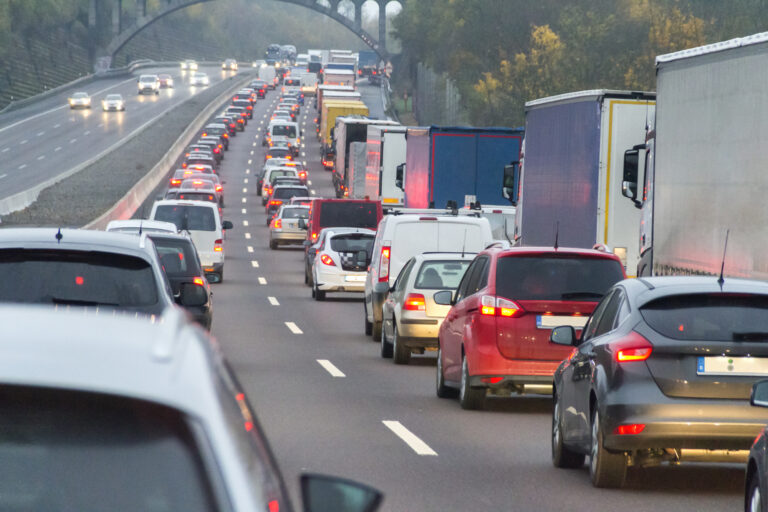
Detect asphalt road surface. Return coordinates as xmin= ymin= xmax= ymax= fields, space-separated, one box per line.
xmin=207 ymin=85 xmax=746 ymax=511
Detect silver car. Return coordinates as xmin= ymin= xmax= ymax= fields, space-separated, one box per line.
xmin=270 ymin=205 xmax=310 ymax=249
xmin=381 ymin=253 xmax=474 ymax=364
xmin=0 ymin=305 xmax=382 ymax=512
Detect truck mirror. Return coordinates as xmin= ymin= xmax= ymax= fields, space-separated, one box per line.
xmin=502 ymin=162 xmax=520 ymax=206
xmin=395 ymin=163 xmax=405 ymax=191
xmin=622 ymin=149 xmax=642 ymax=208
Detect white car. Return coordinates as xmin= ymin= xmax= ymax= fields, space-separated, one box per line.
xmin=137 ymin=74 xmax=160 ymax=95
xmin=101 ymin=93 xmax=125 ymax=111
xmin=105 ymin=219 xmax=178 ymax=234
xmin=180 ymin=59 xmax=198 ymax=70
xmin=68 ymin=91 xmax=91 ymax=109
xmin=312 ymin=228 xmax=376 ymax=301
xmin=222 ymin=58 xmax=238 ymax=71
xmin=190 ymin=72 xmax=210 ymax=86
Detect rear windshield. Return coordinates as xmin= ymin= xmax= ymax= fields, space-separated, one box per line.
xmin=495 ymin=255 xmax=624 ymax=301
xmin=151 ymin=237 xmax=202 ymax=278
xmin=155 ymin=205 xmax=217 ymax=232
xmin=330 ymin=233 xmax=375 ymax=253
xmin=178 ymin=192 xmax=217 ymax=203
xmin=274 ymin=187 xmax=308 ymax=199
xmin=415 ymin=260 xmax=471 ymax=290
xmin=285 ymin=79 xmax=301 ymax=86
xmin=0 ymin=386 xmax=218 ymax=511
xmin=282 ymin=208 xmax=309 ymax=219
xmin=233 ymin=100 xmax=250 ymax=107
xmin=272 ymin=125 xmax=296 ymax=137
xmin=0 ymin=249 xmax=158 ymax=307
xmin=641 ymin=294 xmax=768 ymax=341
xmin=269 ymin=171 xmax=296 ymax=181
xmin=269 ymin=149 xmax=291 ymax=157
xmin=318 ymin=202 xmax=378 ymax=229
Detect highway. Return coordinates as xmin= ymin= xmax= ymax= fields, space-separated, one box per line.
xmin=205 ymin=84 xmax=745 ymax=511
xmin=0 ymin=65 xmax=237 ymax=200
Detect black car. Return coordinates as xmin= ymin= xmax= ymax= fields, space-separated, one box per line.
xmin=195 ymin=138 xmax=224 ymax=162
xmin=212 ymin=116 xmax=237 ymax=137
xmin=224 ymin=107 xmax=247 ymax=129
xmin=232 ymin=99 xmax=253 ymax=119
xmin=265 ymin=185 xmax=309 ymax=224
xmin=251 ymin=80 xmax=268 ymax=98
xmin=183 ymin=153 xmax=217 ymax=172
xmin=265 ymin=147 xmax=293 ymax=161
xmin=551 ymin=276 xmax=768 ymax=488
xmin=186 ymin=144 xmax=221 ymax=164
xmin=201 ymin=124 xmax=230 ymax=149
xmin=149 ymin=233 xmax=213 ymax=330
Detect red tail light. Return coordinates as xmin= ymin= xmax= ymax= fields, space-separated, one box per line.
xmin=181 ymin=162 xmax=187 ymax=168
xmin=612 ymin=332 xmax=653 ymax=363
xmin=480 ymin=296 xmax=522 ymax=317
xmin=214 ymin=239 xmax=223 ymax=252
xmin=215 ymin=184 xmax=222 ymax=191
xmin=274 ymin=218 xmax=282 ymax=229
xmin=269 ymin=200 xmax=283 ymax=206
xmin=213 ymin=147 xmax=220 ymax=153
xmin=299 ymin=171 xmax=307 ymax=179
xmin=614 ymin=424 xmax=645 ymax=435
xmin=404 ymin=293 xmax=426 ymax=311
xmin=193 ymin=277 xmax=205 ymax=286
xmin=378 ymin=245 xmax=391 ymax=282
xmin=170 ymin=179 xmax=181 ymax=186
xmin=320 ymin=254 xmax=335 ymax=266
xmin=223 ymin=133 xmax=229 ymax=138
xmin=268 ymin=499 xmax=280 ymax=512
xmin=311 ymin=231 xmax=318 ymax=241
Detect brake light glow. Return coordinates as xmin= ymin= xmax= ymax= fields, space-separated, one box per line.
xmin=481 ymin=377 xmax=503 ymax=384
xmin=75 ymin=276 xmax=84 ymax=286
xmin=171 ymin=179 xmax=181 ymax=186
xmin=311 ymin=231 xmax=318 ymax=241
xmin=215 ymin=185 xmax=222 ymax=191
xmin=320 ymin=254 xmax=335 ymax=266
xmin=404 ymin=293 xmax=426 ymax=311
xmin=481 ymin=296 xmax=522 ymax=317
xmin=193 ymin=277 xmax=205 ymax=286
xmin=269 ymin=200 xmax=283 ymax=206
xmin=613 ymin=332 xmax=653 ymax=363
xmin=214 ymin=239 xmax=223 ymax=252
xmin=498 ymin=297 xmax=521 ymax=317
xmin=614 ymin=424 xmax=645 ymax=435
xmin=378 ymin=245 xmax=391 ymax=282
xmin=299 ymin=171 xmax=307 ymax=179
xmin=274 ymin=218 xmax=282 ymax=229
xmin=268 ymin=500 xmax=279 ymax=512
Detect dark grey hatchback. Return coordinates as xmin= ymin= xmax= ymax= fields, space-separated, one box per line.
xmin=550 ymin=276 xmax=768 ymax=488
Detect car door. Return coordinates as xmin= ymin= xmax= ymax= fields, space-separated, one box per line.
xmin=384 ymin=259 xmax=415 ymax=340
xmin=442 ymin=258 xmax=485 ymax=381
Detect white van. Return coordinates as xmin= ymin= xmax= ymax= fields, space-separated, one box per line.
xmin=364 ymin=214 xmax=494 ymax=339
xmin=267 ymin=121 xmax=301 ymax=155
xmin=258 ymin=65 xmax=277 ymax=89
xmin=149 ymin=200 xmax=233 ymax=283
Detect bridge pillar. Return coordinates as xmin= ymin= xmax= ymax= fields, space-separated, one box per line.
xmin=113 ymin=0 xmax=123 ymax=34
xmin=353 ymin=0 xmax=364 ymax=29
xmin=88 ymin=0 xmax=97 ymax=28
xmin=137 ymin=0 xmax=147 ymax=17
xmin=378 ymin=0 xmax=386 ymax=54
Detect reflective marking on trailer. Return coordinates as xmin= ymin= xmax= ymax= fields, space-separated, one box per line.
xmin=242 ymin=208 xmax=247 ymax=214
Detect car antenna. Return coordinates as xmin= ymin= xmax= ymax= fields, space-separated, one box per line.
xmin=554 ymin=221 xmax=559 ymax=250
xmin=138 ymin=219 xmax=143 ymax=236
xmin=55 ymin=228 xmax=63 ymax=244
xmin=461 ymin=228 xmax=467 ymax=258
xmin=717 ymin=229 xmax=730 ymax=288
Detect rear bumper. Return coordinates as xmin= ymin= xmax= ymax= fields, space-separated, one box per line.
xmin=398 ymin=315 xmax=443 ymax=347
xmin=270 ymin=230 xmax=305 ymax=243
xmin=316 ymin=268 xmax=366 ymax=292
xmin=468 ymin=345 xmax=562 ymax=380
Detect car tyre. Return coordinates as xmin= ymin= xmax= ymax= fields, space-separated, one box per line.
xmin=589 ymin=409 xmax=627 ymax=488
xmin=459 ymin=354 xmax=485 ymax=410
xmin=313 ymin=282 xmax=325 ymax=301
xmin=552 ymin=391 xmax=585 ymax=468
xmin=380 ymin=321 xmax=393 ymax=358
xmin=372 ymin=320 xmax=382 ymax=342
xmin=747 ymin=472 xmax=763 ymax=512
xmin=436 ymin=345 xmax=457 ymax=398
xmin=269 ymin=240 xmax=277 ymax=250
xmin=392 ymin=324 xmax=410 ymax=365
xmin=364 ymin=302 xmax=373 ymax=335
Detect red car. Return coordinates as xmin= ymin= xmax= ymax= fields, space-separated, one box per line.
xmin=434 ymin=246 xmax=626 ymax=410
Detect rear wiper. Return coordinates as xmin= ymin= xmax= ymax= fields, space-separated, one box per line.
xmin=48 ymin=297 xmax=120 ymax=307
xmin=732 ymin=332 xmax=768 ymax=341
xmin=561 ymin=291 xmax=604 ymax=299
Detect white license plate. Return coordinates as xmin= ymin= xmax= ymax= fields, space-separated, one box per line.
xmin=345 ymin=275 xmax=365 ymax=282
xmin=536 ymin=315 xmax=588 ymax=329
xmin=697 ymin=356 xmax=768 ymax=376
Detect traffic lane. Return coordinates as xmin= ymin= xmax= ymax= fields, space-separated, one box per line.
xmin=0 ymin=67 xmax=241 ymax=196
xmin=356 ymin=81 xmax=386 ymax=120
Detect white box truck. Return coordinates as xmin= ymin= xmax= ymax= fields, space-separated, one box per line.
xmin=347 ymin=142 xmax=368 ymax=199
xmin=621 ymin=32 xmax=768 ymax=278
xmin=365 ymin=125 xmax=407 ymax=206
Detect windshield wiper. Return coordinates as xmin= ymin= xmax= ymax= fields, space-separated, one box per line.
xmin=732 ymin=332 xmax=768 ymax=341
xmin=47 ymin=297 xmax=120 ymax=307
xmin=561 ymin=291 xmax=604 ymax=299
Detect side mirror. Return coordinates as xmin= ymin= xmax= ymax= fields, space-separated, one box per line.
xmin=395 ymin=163 xmax=405 ymax=191
xmin=752 ymin=380 xmax=768 ymax=407
xmin=433 ymin=290 xmax=453 ymax=306
xmin=179 ymin=282 xmax=208 ymax=307
xmin=502 ymin=162 xmax=520 ymax=206
xmin=222 ymin=220 xmax=234 ymax=230
xmin=622 ymin=147 xmax=643 ymax=209
xmin=550 ymin=326 xmax=576 ymax=346
xmin=298 ymin=218 xmax=307 ymax=230
xmin=301 ymin=473 xmax=382 ymax=512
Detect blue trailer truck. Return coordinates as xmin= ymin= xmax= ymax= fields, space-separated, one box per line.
xmin=404 ymin=126 xmax=524 ymax=209
xmin=512 ymin=90 xmax=655 ymax=275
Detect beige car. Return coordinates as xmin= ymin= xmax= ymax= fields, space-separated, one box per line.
xmin=381 ymin=252 xmax=475 ymax=364
xmin=269 ymin=205 xmax=309 ymax=249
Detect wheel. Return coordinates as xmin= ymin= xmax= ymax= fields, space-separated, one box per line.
xmin=392 ymin=324 xmax=410 ymax=365
xmin=364 ymin=302 xmax=372 ymax=335
xmin=304 ymin=269 xmax=309 ymax=285
xmin=747 ymin=472 xmax=763 ymax=512
xmin=313 ymin=282 xmax=325 ymax=301
xmin=269 ymin=240 xmax=277 ymax=250
xmin=436 ymin=345 xmax=457 ymax=398
xmin=262 ymin=198 xmax=267 ymax=206
xmin=459 ymin=355 xmax=485 ymax=410
xmin=552 ymin=391 xmax=586 ymax=468
xmin=257 ymin=188 xmax=262 ymax=197
xmin=589 ymin=409 xmax=627 ymax=488
xmin=380 ymin=321 xmax=393 ymax=358
xmin=372 ymin=320 xmax=382 ymax=341
xmin=266 ymin=217 xmax=271 ymax=226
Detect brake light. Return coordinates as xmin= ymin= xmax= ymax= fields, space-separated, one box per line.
xmin=497 ymin=297 xmax=521 ymax=317
xmin=320 ymin=253 xmax=335 ymax=266
xmin=193 ymin=277 xmax=205 ymax=286
xmin=192 ymin=180 xmax=203 ymax=185
xmin=223 ymin=133 xmax=229 ymax=138
xmin=614 ymin=424 xmax=645 ymax=435
xmin=613 ymin=332 xmax=653 ymax=363
xmin=378 ymin=245 xmax=391 ymax=282
xmin=481 ymin=296 xmax=522 ymax=317
xmin=269 ymin=200 xmax=283 ymax=206
xmin=299 ymin=171 xmax=307 ymax=179
xmin=171 ymin=179 xmax=181 ymax=186
xmin=404 ymin=293 xmax=426 ymax=311
xmin=181 ymin=162 xmax=187 ymax=168
xmin=213 ymin=147 xmax=220 ymax=153
xmin=268 ymin=500 xmax=280 ymax=512
xmin=214 ymin=239 xmax=223 ymax=252
xmin=215 ymin=184 xmax=222 ymax=191
xmin=274 ymin=218 xmax=282 ymax=229
xmin=480 ymin=295 xmax=495 ymax=316
xmin=311 ymin=231 xmax=318 ymax=241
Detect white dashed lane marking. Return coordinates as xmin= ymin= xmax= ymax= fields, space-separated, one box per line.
xmin=317 ymin=359 xmax=345 ymax=378
xmin=285 ymin=322 xmax=303 ymax=334
xmin=382 ymin=421 xmax=438 ymax=456
xmin=268 ymin=296 xmax=280 ymax=306
xmin=251 ymin=260 xmax=259 ymax=268
xmin=258 ymin=277 xmax=267 ymax=284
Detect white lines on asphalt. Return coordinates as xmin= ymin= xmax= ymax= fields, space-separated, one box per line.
xmin=248 ymin=159 xmax=252 ymax=164
xmin=382 ymin=421 xmax=438 ymax=456
xmin=250 ymin=150 xmax=254 ymax=155
xmin=243 ymin=220 xmax=249 ymax=226
xmin=251 ymin=260 xmax=259 ymax=268
xmin=247 ymin=246 xmax=254 ymax=253
xmin=18 ymin=164 xmax=26 ymax=170
xmin=245 ymin=169 xmax=250 ymax=174
xmin=36 ymin=155 xmax=45 ymax=161
xmin=253 ymin=142 xmax=257 ymax=146
xmin=20 ymin=139 xmax=28 ymax=145
xmin=311 ymin=190 xmax=316 ymax=195
xmin=317 ymin=359 xmax=346 ymax=378
xmin=245 ymin=233 xmax=251 ymax=239
xmin=285 ymin=322 xmax=303 ymax=334
xmin=257 ymin=277 xmax=267 ymax=285
xmin=242 ymin=187 xmax=247 ymax=193
xmin=267 ymin=296 xmax=280 ymax=306
xmin=241 ymin=208 xmax=247 ymax=214
xmin=308 ymin=180 xmax=312 ymax=186
xmin=54 ymin=146 xmax=62 ymax=152
xmin=244 ymin=178 xmax=248 ymax=183
xmin=301 ymin=152 xmax=306 ymax=157
xmin=241 ymin=197 xmax=247 ymax=203
xmin=0 ymin=174 xmax=6 ymax=180
xmin=83 ymin=130 xmax=90 ymax=135
xmin=54 ymin=123 xmax=61 ymax=129
xmin=1 ymin=147 xmax=8 ymax=153
xmin=70 ymin=138 xmax=77 ymax=143
xmin=36 ymin=131 xmax=44 ymax=136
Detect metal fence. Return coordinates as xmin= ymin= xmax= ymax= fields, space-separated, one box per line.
xmin=414 ymin=62 xmax=468 ymax=125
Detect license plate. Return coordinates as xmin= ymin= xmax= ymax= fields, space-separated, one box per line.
xmin=697 ymin=356 xmax=768 ymax=376
xmin=345 ymin=275 xmax=365 ymax=282
xmin=536 ymin=315 xmax=588 ymax=329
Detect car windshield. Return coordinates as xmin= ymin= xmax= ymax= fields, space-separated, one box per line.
xmin=72 ymin=93 xmax=87 ymax=99
xmin=151 ymin=237 xmax=202 ymax=278
xmin=273 ymin=187 xmax=308 ymax=199
xmin=415 ymin=260 xmax=471 ymax=290
xmin=0 ymin=386 xmax=219 ymax=512
xmin=106 ymin=95 xmax=121 ymax=100
xmin=269 ymin=171 xmax=296 ymax=181
xmin=641 ymin=293 xmax=768 ymax=341
xmin=495 ymin=255 xmax=624 ymax=301
xmin=272 ymin=125 xmax=296 ymax=137
xmin=155 ymin=205 xmax=217 ymax=232
xmin=318 ymin=202 xmax=378 ymax=229
xmin=330 ymin=233 xmax=374 ymax=253
xmin=282 ymin=207 xmax=309 ymax=219
xmin=0 ymin=249 xmax=158 ymax=307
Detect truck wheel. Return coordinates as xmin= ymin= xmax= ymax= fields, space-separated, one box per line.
xmin=392 ymin=324 xmax=410 ymax=365
xmin=364 ymin=302 xmax=372 ymax=335
xmin=589 ymin=409 xmax=627 ymax=488
xmin=552 ymin=391 xmax=585 ymax=468
xmin=436 ymin=345 xmax=456 ymax=398
xmin=459 ymin=355 xmax=485 ymax=410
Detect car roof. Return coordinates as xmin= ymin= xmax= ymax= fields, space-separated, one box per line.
xmin=412 ymin=252 xmax=477 ymax=263
xmin=0 ymin=227 xmax=156 ymax=258
xmin=153 ymin=199 xmax=219 ymax=209
xmin=325 ymin=227 xmax=377 ymax=237
xmin=624 ymin=276 xmax=768 ymax=306
xmin=106 ymin=220 xmax=178 ymax=233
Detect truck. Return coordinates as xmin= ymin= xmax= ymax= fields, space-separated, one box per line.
xmin=300 ymin=73 xmax=318 ymax=97
xmin=404 ymin=126 xmax=524 ymax=210
xmin=332 ymin=116 xmax=399 ymax=197
xmin=365 ymin=125 xmax=408 ymax=206
xmin=323 ymin=69 xmax=356 ymax=88
xmin=265 ymin=44 xmax=281 ymax=66
xmin=347 ymin=142 xmax=368 ymax=199
xmin=357 ymin=50 xmax=379 ymax=79
xmin=319 ymin=100 xmax=369 ymax=169
xmin=620 ymin=34 xmax=768 ymax=278
xmin=316 ymin=85 xmax=355 ymax=111
xmin=513 ymin=90 xmax=655 ymax=275
xmin=257 ymin=65 xmax=277 ymax=89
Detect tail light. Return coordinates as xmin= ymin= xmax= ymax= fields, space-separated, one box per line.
xmin=182 ymin=162 xmax=187 ymax=168
xmin=480 ymin=296 xmax=522 ymax=317
xmin=269 ymin=200 xmax=283 ymax=206
xmin=170 ymin=179 xmax=181 ymax=186
xmin=614 ymin=424 xmax=645 ymax=435
xmin=223 ymin=133 xmax=230 ymax=138
xmin=404 ymin=293 xmax=426 ymax=311
xmin=299 ymin=171 xmax=307 ymax=180
xmin=378 ymin=245 xmax=391 ymax=282
xmin=215 ymin=184 xmax=222 ymax=192
xmin=273 ymin=218 xmax=282 ymax=229
xmin=612 ymin=332 xmax=653 ymax=363
xmin=214 ymin=239 xmax=223 ymax=252
xmin=320 ymin=254 xmax=335 ymax=266
xmin=213 ymin=147 xmax=220 ymax=154
xmin=193 ymin=277 xmax=205 ymax=286
xmin=311 ymin=231 xmax=318 ymax=241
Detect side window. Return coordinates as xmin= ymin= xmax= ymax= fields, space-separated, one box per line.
xmin=594 ymin=290 xmax=624 ymax=338
xmin=582 ymin=290 xmax=615 ymax=342
xmin=614 ymin=293 xmax=631 ymax=329
xmin=474 ymin=257 xmax=490 ymax=292
xmin=463 ymin=257 xmax=488 ymax=298
xmin=394 ymin=259 xmax=415 ymax=292
xmin=454 ymin=259 xmax=480 ymax=303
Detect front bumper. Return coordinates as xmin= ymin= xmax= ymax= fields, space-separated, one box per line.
xmin=316 ymin=267 xmax=366 ymax=292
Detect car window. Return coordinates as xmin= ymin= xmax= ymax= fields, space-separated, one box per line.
xmin=454 ymin=258 xmax=483 ymax=303
xmin=155 ymin=205 xmax=217 ymax=232
xmin=330 ymin=233 xmax=375 ymax=254
xmin=615 ymin=294 xmax=631 ymax=328
xmin=271 ymin=125 xmax=297 ymax=137
xmin=281 ymin=208 xmax=309 ymax=219
xmin=415 ymin=260 xmax=471 ymax=290
xmin=394 ymin=259 xmax=416 ymax=293
xmin=273 ymin=188 xmax=308 ymax=199
xmin=594 ymin=289 xmax=623 ymax=338
xmin=151 ymin=237 xmax=203 ymax=278
xmin=474 ymin=257 xmax=490 ymax=292
xmin=582 ymin=290 xmax=616 ymax=342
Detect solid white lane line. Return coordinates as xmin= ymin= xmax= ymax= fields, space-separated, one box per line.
xmin=97 ymin=123 xmax=104 ymax=128
xmin=245 ymin=233 xmax=251 ymax=239
xmin=317 ymin=359 xmax=346 ymax=378
xmin=243 ymin=220 xmax=249 ymax=226
xmin=241 ymin=208 xmax=247 ymax=214
xmin=382 ymin=421 xmax=438 ymax=456
xmin=268 ymin=296 xmax=280 ymax=306
xmin=247 ymin=246 xmax=254 ymax=253
xmin=285 ymin=322 xmax=303 ymax=334
xmin=251 ymin=260 xmax=259 ymax=267
xmin=257 ymin=277 xmax=267 ymax=284
xmin=18 ymin=164 xmax=26 ymax=169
